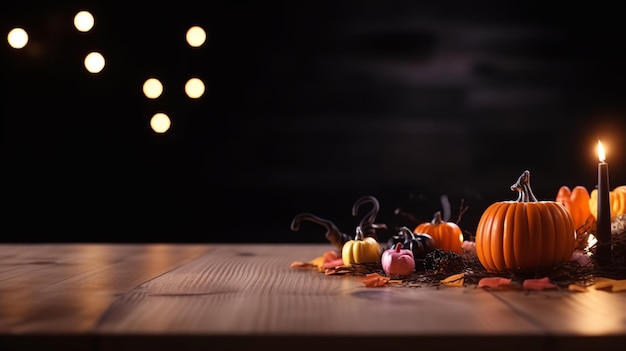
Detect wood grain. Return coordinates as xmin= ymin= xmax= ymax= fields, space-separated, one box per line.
xmin=1 ymin=243 xmax=625 ymax=351
xmin=0 ymin=243 xmax=211 ymax=333
xmin=95 ymin=244 xmax=542 ymax=335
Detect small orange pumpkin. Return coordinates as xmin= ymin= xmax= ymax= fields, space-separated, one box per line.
xmin=475 ymin=170 xmax=576 ymax=272
xmin=589 ymin=185 xmax=626 ymax=222
xmin=555 ymin=185 xmax=594 ymax=232
xmin=414 ymin=211 xmax=463 ymax=254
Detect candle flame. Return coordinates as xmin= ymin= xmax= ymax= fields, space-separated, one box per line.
xmin=598 ymin=140 xmax=606 ymax=163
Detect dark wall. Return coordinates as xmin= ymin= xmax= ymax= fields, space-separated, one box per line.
xmin=2 ymin=1 xmax=625 ymax=243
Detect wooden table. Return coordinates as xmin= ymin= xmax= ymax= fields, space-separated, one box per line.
xmin=1 ymin=243 xmax=625 ymax=351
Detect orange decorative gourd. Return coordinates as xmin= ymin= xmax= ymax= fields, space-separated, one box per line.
xmin=555 ymin=185 xmax=594 ymax=232
xmin=414 ymin=211 xmax=463 ymax=254
xmin=475 ymin=170 xmax=576 ymax=272
xmin=589 ymin=185 xmax=626 ymax=222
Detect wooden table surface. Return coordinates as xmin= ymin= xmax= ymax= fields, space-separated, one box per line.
xmin=1 ymin=243 xmax=625 ymax=351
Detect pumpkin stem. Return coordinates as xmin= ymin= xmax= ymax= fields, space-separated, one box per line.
xmin=510 ymin=170 xmax=538 ymax=202
xmin=352 ymin=195 xmax=387 ymax=239
xmin=398 ymin=226 xmax=416 ymax=241
xmin=394 ymin=242 xmax=403 ymax=252
xmin=432 ymin=211 xmax=444 ymax=224
xmin=290 ymin=213 xmax=350 ymax=250
xmin=355 ymin=226 xmax=365 ymax=240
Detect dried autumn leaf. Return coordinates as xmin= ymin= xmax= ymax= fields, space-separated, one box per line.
xmin=568 ymin=284 xmax=588 ymax=292
xmin=441 ymin=273 xmax=465 ymax=287
xmin=322 ymin=250 xmax=340 ymax=262
xmin=357 ymin=273 xmax=391 ymax=287
xmin=309 ymin=256 xmax=326 ymax=270
xmin=609 ymin=280 xmax=626 ymax=292
xmin=592 ymin=277 xmax=626 ymax=292
xmin=322 ymin=258 xmax=345 ymax=269
xmin=477 ymin=277 xmax=512 ymax=288
xmin=308 ymin=250 xmax=341 ymax=272
xmin=290 ymin=261 xmax=315 ymax=268
xmin=523 ymin=277 xmax=556 ymax=291
xmin=324 ymin=266 xmax=353 ymax=275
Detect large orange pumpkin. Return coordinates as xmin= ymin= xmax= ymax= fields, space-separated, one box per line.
xmin=414 ymin=211 xmax=463 ymax=254
xmin=475 ymin=170 xmax=576 ymax=272
xmin=555 ymin=185 xmax=594 ymax=232
xmin=589 ymin=185 xmax=626 ymax=222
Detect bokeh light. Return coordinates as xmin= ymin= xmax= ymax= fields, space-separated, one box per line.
xmin=7 ymin=27 xmax=29 ymax=49
xmin=74 ymin=11 xmax=95 ymax=32
xmin=84 ymin=51 xmax=105 ymax=73
xmin=143 ymin=78 xmax=164 ymax=99
xmin=184 ymin=78 xmax=205 ymax=99
xmin=150 ymin=113 xmax=172 ymax=133
xmin=186 ymin=26 xmax=206 ymax=47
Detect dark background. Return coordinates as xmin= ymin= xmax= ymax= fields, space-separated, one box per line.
xmin=2 ymin=0 xmax=625 ymax=243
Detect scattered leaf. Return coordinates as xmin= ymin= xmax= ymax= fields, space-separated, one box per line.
xmin=357 ymin=273 xmax=392 ymax=287
xmin=292 ymin=250 xmax=341 ymax=272
xmin=309 ymin=256 xmax=327 ymax=271
xmin=322 ymin=250 xmax=340 ymax=262
xmin=478 ymin=277 xmax=512 ymax=288
xmin=324 ymin=266 xmax=353 ymax=275
xmin=441 ymin=273 xmax=465 ymax=287
xmin=322 ymin=258 xmax=346 ymax=269
xmin=609 ymin=280 xmax=626 ymax=292
xmin=290 ymin=261 xmax=315 ymax=268
xmin=523 ymin=277 xmax=556 ymax=291
xmin=592 ymin=277 xmax=626 ymax=292
xmin=568 ymin=284 xmax=588 ymax=292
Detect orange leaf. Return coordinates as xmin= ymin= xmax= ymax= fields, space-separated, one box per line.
xmin=306 ymin=250 xmax=341 ymax=272
xmin=477 ymin=277 xmax=512 ymax=288
xmin=441 ymin=273 xmax=465 ymax=287
xmin=322 ymin=258 xmax=346 ymax=269
xmin=523 ymin=277 xmax=556 ymax=291
xmin=290 ymin=261 xmax=315 ymax=268
xmin=322 ymin=250 xmax=340 ymax=262
xmin=324 ymin=266 xmax=353 ymax=275
xmin=357 ymin=273 xmax=391 ymax=287
xmin=568 ymin=284 xmax=588 ymax=292
xmin=592 ymin=277 xmax=626 ymax=292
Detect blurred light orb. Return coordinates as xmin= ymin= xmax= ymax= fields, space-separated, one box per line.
xmin=150 ymin=113 xmax=172 ymax=133
xmin=143 ymin=78 xmax=163 ymax=99
xmin=186 ymin=26 xmax=206 ymax=47
xmin=74 ymin=11 xmax=95 ymax=32
xmin=84 ymin=51 xmax=105 ymax=73
xmin=7 ymin=27 xmax=29 ymax=49
xmin=185 ymin=78 xmax=205 ymax=99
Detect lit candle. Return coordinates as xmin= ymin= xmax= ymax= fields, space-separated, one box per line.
xmin=596 ymin=140 xmax=612 ymax=266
